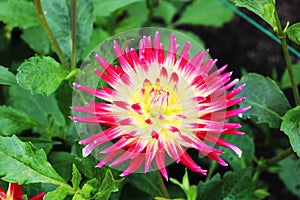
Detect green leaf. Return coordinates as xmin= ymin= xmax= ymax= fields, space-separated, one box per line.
xmin=114 ymin=1 xmax=147 ymax=34
xmin=254 ymin=189 xmax=270 ymax=200
xmin=222 ymin=169 xmax=256 ymax=199
xmin=21 ymin=137 xmax=61 ymax=154
xmin=21 ymin=25 xmax=51 ymax=55
xmin=127 ymin=172 xmax=164 ymax=197
xmin=176 ymin=0 xmax=234 ymax=27
xmin=0 ymin=135 xmax=70 ymax=187
xmin=94 ymin=0 xmax=142 ymax=17
xmin=9 ymin=86 xmax=66 ymax=138
xmin=176 ymin=30 xmax=205 ymax=49
xmin=95 ymin=169 xmax=125 ymax=200
xmin=49 ymin=152 xmax=76 ymax=182
xmin=0 ymin=0 xmax=39 ymax=28
xmin=41 ymin=0 xmax=71 ymax=61
xmin=42 ymin=0 xmax=94 ymax=62
xmin=238 ymin=73 xmax=291 ymax=128
xmin=71 ymin=164 xmax=82 ymax=191
xmin=16 ymin=56 xmax=68 ymax=96
xmin=155 ymin=1 xmax=177 ymax=25
xmin=72 ymin=143 xmax=98 ymax=180
xmin=197 ymin=174 xmax=223 ymax=200
xmin=22 ymin=183 xmax=48 ymax=199
xmin=280 ymin=106 xmax=300 ymax=157
xmin=198 ymin=169 xmax=257 ymax=200
xmin=115 ymin=16 xmax=145 ymax=34
xmin=72 ymin=191 xmax=86 ymax=200
xmin=55 ymin=81 xmax=73 ymax=119
xmin=278 ymin=155 xmax=300 ymax=198
xmin=287 ymin=22 xmax=300 ymax=45
xmin=221 ymin=134 xmax=255 ymax=170
xmin=0 ymin=65 xmax=17 ymax=86
xmin=72 ymin=192 xmax=86 ymax=200
xmin=82 ymin=28 xmax=110 ymax=59
xmin=167 ymin=185 xmax=186 ymax=199
xmin=170 ymin=169 xmax=197 ymax=200
xmin=44 ymin=186 xmax=73 ymax=200
xmin=74 ymin=0 xmax=94 ymax=60
xmin=82 ymin=178 xmax=98 ymax=198
xmin=280 ymin=61 xmax=300 ymax=89
xmin=0 ymin=106 xmax=37 ymax=136
xmin=229 ymin=0 xmax=276 ymax=28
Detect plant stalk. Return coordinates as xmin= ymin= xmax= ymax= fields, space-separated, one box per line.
xmin=71 ymin=0 xmax=77 ymax=70
xmin=156 ymin=171 xmax=170 ymax=198
xmin=253 ymin=147 xmax=294 ymax=186
xmin=34 ymin=0 xmax=69 ymax=70
xmin=274 ymin=7 xmax=300 ymax=105
xmin=266 ymin=147 xmax=293 ymax=166
xmin=206 ymin=161 xmax=217 ymax=181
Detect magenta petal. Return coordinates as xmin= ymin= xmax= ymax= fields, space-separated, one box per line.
xmin=145 ymin=144 xmax=157 ymax=172
xmin=96 ymin=149 xmax=123 ymax=168
xmin=120 ymin=154 xmax=144 ymax=176
xmin=155 ymin=149 xmax=168 ymax=181
xmin=180 ymin=152 xmax=207 ymax=175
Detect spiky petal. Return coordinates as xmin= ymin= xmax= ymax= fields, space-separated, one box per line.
xmin=71 ymin=32 xmax=249 ymax=180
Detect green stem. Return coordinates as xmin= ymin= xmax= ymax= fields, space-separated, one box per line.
xmin=156 ymin=171 xmax=170 ymax=198
xmin=34 ymin=0 xmax=69 ymax=71
xmin=71 ymin=0 xmax=77 ymax=70
xmin=206 ymin=161 xmax=217 ymax=181
xmin=274 ymin=7 xmax=300 ymax=105
xmin=266 ymin=147 xmax=293 ymax=166
xmin=65 ymin=68 xmax=79 ymax=80
xmin=253 ymin=147 xmax=293 ymax=185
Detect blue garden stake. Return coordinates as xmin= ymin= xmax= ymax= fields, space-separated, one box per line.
xmin=220 ymin=0 xmax=300 ymax=58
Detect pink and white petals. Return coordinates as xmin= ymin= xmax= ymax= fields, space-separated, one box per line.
xmin=71 ymin=32 xmax=248 ymax=180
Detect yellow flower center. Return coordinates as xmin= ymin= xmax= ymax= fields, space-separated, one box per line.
xmin=129 ymin=78 xmax=183 ymax=138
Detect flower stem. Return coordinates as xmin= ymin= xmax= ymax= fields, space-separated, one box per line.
xmin=71 ymin=0 xmax=77 ymax=70
xmin=253 ymin=147 xmax=294 ymax=185
xmin=274 ymin=7 xmax=300 ymax=105
xmin=266 ymin=147 xmax=293 ymax=166
xmin=65 ymin=68 xmax=79 ymax=80
xmin=156 ymin=171 xmax=170 ymax=198
xmin=206 ymin=161 xmax=217 ymax=181
xmin=34 ymin=0 xmax=69 ymax=71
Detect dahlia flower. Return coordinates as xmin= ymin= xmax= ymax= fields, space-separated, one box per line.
xmin=71 ymin=32 xmax=249 ymax=180
xmin=0 ymin=182 xmax=46 ymax=200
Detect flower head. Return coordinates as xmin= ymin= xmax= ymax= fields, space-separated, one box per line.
xmin=0 ymin=182 xmax=46 ymax=200
xmin=71 ymin=31 xmax=249 ymax=180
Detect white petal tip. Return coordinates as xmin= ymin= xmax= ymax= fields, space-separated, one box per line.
xmin=82 ymin=146 xmax=92 ymax=157
xmin=96 ymin=162 xmax=104 ymax=168
xmin=120 ymin=171 xmax=129 ymax=177
xmin=236 ymin=149 xmax=242 ymax=158
xmin=69 ymin=116 xmax=77 ymax=122
xmin=73 ymin=82 xmax=79 ymax=88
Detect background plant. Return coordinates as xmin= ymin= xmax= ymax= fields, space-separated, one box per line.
xmin=0 ymin=0 xmax=299 ymax=199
